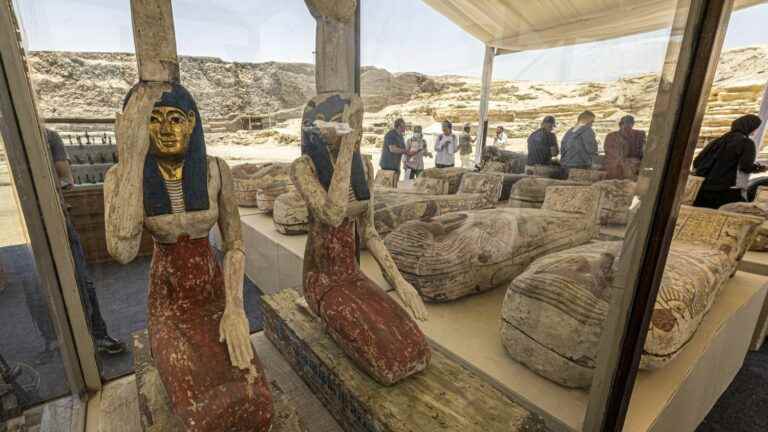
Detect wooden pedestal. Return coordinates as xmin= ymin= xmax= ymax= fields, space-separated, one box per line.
xmin=261 ymin=289 xmax=551 ymax=432
xmin=132 ymin=331 xmax=305 ymax=432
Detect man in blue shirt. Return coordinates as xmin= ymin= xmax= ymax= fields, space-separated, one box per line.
xmin=379 ymin=118 xmax=406 ymax=185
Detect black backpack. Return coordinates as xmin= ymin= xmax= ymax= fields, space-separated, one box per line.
xmin=693 ymin=133 xmax=739 ymax=178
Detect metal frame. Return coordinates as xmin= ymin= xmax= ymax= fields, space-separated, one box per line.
xmin=0 ymin=0 xmax=101 ymax=394
xmin=475 ymin=45 xmax=495 ymax=165
xmin=584 ymin=0 xmax=735 ymax=430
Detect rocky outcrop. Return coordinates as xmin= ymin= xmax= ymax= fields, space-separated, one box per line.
xmin=28 ymin=51 xmax=316 ymax=121
xmin=361 ymin=67 xmax=443 ymax=112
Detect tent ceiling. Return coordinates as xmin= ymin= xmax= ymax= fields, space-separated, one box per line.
xmin=422 ymin=0 xmax=767 ymax=52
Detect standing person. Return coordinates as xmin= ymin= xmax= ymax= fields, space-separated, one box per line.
xmin=561 ymin=111 xmax=599 ymax=173
xmin=44 ymin=128 xmax=125 ymax=356
xmin=434 ymin=120 xmax=458 ymax=168
xmin=493 ymin=126 xmax=508 ymax=148
xmin=403 ymin=126 xmax=429 ymax=179
xmin=693 ymin=114 xmax=766 ymax=208
xmin=379 ymin=118 xmax=407 ymax=186
xmin=603 ymin=115 xmax=646 ymax=180
xmin=526 ymin=116 xmax=559 ymax=166
xmin=458 ymin=123 xmax=474 ymax=169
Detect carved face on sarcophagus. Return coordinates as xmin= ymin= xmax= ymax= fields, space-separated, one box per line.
xmin=384 ymin=186 xmax=602 ymax=302
xmin=500 ymin=206 xmax=762 ymax=389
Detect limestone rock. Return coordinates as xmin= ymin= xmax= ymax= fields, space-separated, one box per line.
xmin=231 ymin=162 xmax=294 ymax=211
xmin=361 ymin=67 xmax=443 ymax=113
xmin=384 ymin=186 xmax=601 ymax=302
xmin=501 ymin=206 xmax=763 ymax=388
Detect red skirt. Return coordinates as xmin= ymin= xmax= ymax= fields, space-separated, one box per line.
xmin=148 ymin=236 xmax=273 ymax=432
xmin=304 ymin=219 xmax=431 ymax=385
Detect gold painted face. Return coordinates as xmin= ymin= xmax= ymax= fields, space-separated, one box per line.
xmin=149 ymin=107 xmax=196 ymax=159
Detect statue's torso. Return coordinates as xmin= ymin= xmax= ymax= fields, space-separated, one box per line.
xmin=144 ymin=156 xmax=221 ymax=243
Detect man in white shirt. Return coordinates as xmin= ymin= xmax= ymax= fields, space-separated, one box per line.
xmin=493 ymin=126 xmax=508 ymax=148
xmin=434 ymin=121 xmax=459 ymax=168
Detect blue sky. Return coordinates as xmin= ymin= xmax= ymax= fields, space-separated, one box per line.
xmin=13 ymin=0 xmax=768 ymax=81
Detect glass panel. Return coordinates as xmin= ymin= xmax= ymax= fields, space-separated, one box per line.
xmin=0 ymin=134 xmax=69 ymax=409
xmin=628 ymin=4 xmax=768 ymax=430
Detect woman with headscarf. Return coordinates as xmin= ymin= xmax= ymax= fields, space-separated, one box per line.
xmin=693 ymin=114 xmax=766 ymax=209
xmin=404 ymin=125 xmax=429 ymax=179
xmin=290 ymin=93 xmax=430 ymax=386
xmin=105 ymin=83 xmax=273 ymax=431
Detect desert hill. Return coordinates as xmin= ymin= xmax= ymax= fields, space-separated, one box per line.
xmin=26 ymin=46 xmax=768 ymax=147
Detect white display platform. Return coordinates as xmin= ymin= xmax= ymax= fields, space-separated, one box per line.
xmin=218 ymin=209 xmax=768 ymax=432
xmin=210 ymin=212 xmax=388 ymax=296
xmin=413 ymin=272 xmax=766 ymax=432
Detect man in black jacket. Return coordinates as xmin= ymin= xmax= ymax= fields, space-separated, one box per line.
xmin=693 ymin=114 xmax=767 ymax=208
xmin=527 ymin=116 xmax=558 ymax=166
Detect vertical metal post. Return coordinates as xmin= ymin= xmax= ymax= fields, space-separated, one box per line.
xmin=354 ymin=0 xmax=361 ymax=96
xmin=751 ymin=80 xmax=768 ymax=152
xmin=583 ymin=0 xmax=734 ymax=430
xmin=476 ymin=45 xmax=495 ymax=166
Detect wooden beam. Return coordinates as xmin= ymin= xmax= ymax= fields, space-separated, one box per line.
xmin=583 ymin=1 xmax=735 ymax=431
xmin=305 ymin=0 xmax=358 ymax=95
xmin=475 ymin=45 xmax=495 ymax=165
xmin=130 ymin=0 xmax=179 ymax=82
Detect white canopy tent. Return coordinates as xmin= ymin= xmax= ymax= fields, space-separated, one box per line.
xmin=421 ymin=0 xmax=768 ymax=162
xmin=422 ymin=0 xmax=765 ymax=51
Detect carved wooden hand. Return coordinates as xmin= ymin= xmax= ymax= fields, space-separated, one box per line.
xmin=219 ymin=307 xmax=254 ymax=371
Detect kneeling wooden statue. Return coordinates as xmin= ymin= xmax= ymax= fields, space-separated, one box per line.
xmin=290 ymin=93 xmax=431 ymax=385
xmin=104 ymin=83 xmax=273 ymax=431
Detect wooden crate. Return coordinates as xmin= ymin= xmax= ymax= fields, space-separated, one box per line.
xmin=63 ymin=185 xmax=154 ymax=263
xmin=262 ymin=289 xmax=550 ymax=432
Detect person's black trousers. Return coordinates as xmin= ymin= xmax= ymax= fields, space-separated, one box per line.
xmin=693 ymin=188 xmax=745 ymax=209
xmin=66 ymin=218 xmax=109 ymax=339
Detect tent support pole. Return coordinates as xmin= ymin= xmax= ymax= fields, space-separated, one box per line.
xmin=475 ymin=45 xmax=495 ymax=166
xmin=751 ymin=80 xmax=768 ymax=152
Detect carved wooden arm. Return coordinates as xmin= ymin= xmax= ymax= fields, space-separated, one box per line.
xmin=215 ymin=158 xmax=257 ymax=375
xmin=359 ymin=158 xmax=429 ymax=321
xmin=104 ymin=83 xmax=168 ymax=264
xmin=290 ymin=129 xmax=357 ymax=228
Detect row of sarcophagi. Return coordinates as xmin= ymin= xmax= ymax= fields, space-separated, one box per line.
xmin=231 ymin=157 xmax=768 ymax=388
